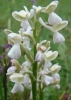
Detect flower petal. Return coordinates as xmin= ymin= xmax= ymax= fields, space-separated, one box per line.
xmin=8 ymin=44 xmax=21 ymax=59
xmin=53 ymin=32 xmax=65 ymax=43
xmin=12 ymin=10 xmax=27 ymax=22
xmin=11 ymin=83 xmax=24 ymax=93
xmin=9 ymin=73 xmax=24 ymax=83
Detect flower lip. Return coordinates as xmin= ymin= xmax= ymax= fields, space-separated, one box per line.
xmin=8 ymin=33 xmax=22 ymax=43
xmin=53 ymin=32 xmax=65 ymax=43
xmin=48 ymin=12 xmax=62 ymax=25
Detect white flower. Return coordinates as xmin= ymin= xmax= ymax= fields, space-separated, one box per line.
xmin=22 ymin=61 xmax=31 ymax=68
xmin=42 ymin=75 xmax=53 ymax=86
xmin=19 ymin=21 xmax=33 ymax=50
xmin=53 ymin=32 xmax=65 ymax=43
xmin=51 ymin=73 xmax=60 ymax=85
xmin=12 ymin=6 xmax=35 ymax=22
xmin=8 ymin=33 xmax=22 ymax=59
xmin=35 ymin=50 xmax=43 ymax=62
xmin=9 ymin=73 xmax=24 ymax=83
xmin=39 ymin=17 xmax=68 ymax=32
xmin=11 ymin=83 xmax=24 ymax=93
xmin=52 ymin=21 xmax=68 ymax=32
xmin=8 ymin=33 xmax=22 ymax=43
xmin=39 ymin=17 xmax=52 ymax=30
xmin=43 ymin=60 xmax=52 ymax=70
xmin=37 ymin=40 xmax=50 ymax=52
xmin=48 ymin=12 xmax=62 ymax=25
xmin=8 ymin=43 xmax=21 ymax=59
xmin=6 ymin=66 xmax=16 ymax=75
xmin=41 ymin=1 xmax=58 ymax=14
xmin=19 ymin=28 xmax=25 ymax=35
xmin=4 ymin=29 xmax=13 ymax=35
xmin=23 ymin=37 xmax=31 ymax=50
xmin=44 ymin=50 xmax=58 ymax=61
xmin=32 ymin=5 xmax=42 ymax=13
xmin=23 ymin=6 xmax=34 ymax=18
xmin=23 ymin=74 xmax=30 ymax=86
xmin=21 ymin=20 xmax=31 ymax=31
xmin=19 ymin=28 xmax=33 ymax=51
xmin=50 ymin=64 xmax=61 ymax=73
xmin=12 ymin=10 xmax=27 ymax=22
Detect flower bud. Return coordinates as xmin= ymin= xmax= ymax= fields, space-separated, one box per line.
xmin=50 ymin=64 xmax=61 ymax=73
xmin=4 ymin=29 xmax=12 ymax=35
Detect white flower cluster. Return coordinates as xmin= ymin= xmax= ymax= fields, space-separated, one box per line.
xmin=4 ymin=1 xmax=68 ymax=98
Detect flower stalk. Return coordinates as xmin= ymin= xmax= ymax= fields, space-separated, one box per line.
xmin=32 ymin=20 xmax=37 ymax=100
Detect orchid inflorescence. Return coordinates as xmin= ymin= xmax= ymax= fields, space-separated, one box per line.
xmin=4 ymin=1 xmax=68 ymax=100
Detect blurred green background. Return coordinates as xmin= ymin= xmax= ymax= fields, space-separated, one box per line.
xmin=0 ymin=0 xmax=71 ymax=100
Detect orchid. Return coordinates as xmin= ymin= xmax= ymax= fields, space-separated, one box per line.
xmin=4 ymin=1 xmax=68 ymax=100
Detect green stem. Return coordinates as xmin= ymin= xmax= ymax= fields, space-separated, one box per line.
xmin=0 ymin=75 xmax=4 ymax=100
xmin=39 ymin=83 xmax=44 ymax=100
xmin=32 ymin=21 xmax=37 ymax=100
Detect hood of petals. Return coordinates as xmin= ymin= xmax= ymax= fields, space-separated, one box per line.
xmin=52 ymin=20 xmax=68 ymax=32
xmin=44 ymin=51 xmax=58 ymax=61
xmin=45 ymin=1 xmax=58 ymax=14
xmin=8 ymin=33 xmax=22 ymax=43
xmin=48 ymin=12 xmax=62 ymax=25
xmin=12 ymin=10 xmax=27 ymax=22
xmin=9 ymin=73 xmax=24 ymax=83
xmin=7 ymin=66 xmax=16 ymax=75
